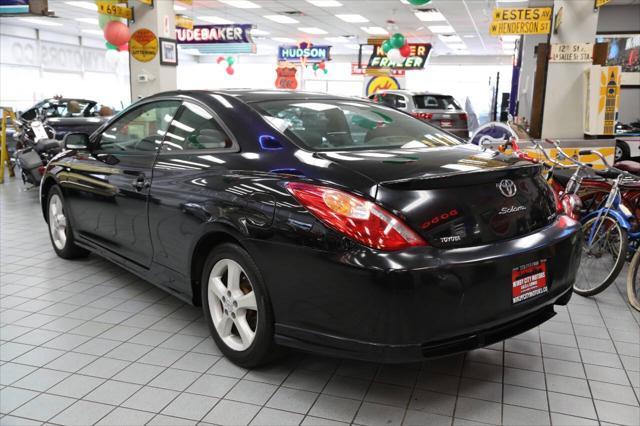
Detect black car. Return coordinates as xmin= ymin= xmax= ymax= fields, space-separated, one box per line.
xmin=40 ymin=90 xmax=581 ymax=367
xmin=19 ymin=98 xmax=112 ymax=140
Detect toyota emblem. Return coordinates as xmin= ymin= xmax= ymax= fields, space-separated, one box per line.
xmin=497 ymin=179 xmax=517 ymax=198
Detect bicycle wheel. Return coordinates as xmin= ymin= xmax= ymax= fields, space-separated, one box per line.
xmin=574 ymin=214 xmax=629 ymax=296
xmin=627 ymin=250 xmax=640 ymax=311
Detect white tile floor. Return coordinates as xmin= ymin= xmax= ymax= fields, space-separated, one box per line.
xmin=1 ymin=178 xmax=639 ymax=426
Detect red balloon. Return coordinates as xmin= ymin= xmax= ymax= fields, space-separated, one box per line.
xmin=216 ymin=56 xmax=225 ymax=64
xmin=103 ymin=21 xmax=130 ymax=47
xmin=318 ymin=61 xmax=326 ymax=70
xmin=226 ymin=66 xmax=234 ymax=75
xmin=118 ymin=43 xmax=128 ymax=52
xmin=399 ymin=43 xmax=411 ymax=57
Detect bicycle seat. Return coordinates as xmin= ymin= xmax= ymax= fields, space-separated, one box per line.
xmin=614 ymin=161 xmax=640 ymax=176
xmin=551 ymin=168 xmax=574 ymax=187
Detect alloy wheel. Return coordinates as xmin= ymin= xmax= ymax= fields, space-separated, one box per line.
xmin=207 ymin=258 xmax=258 ymax=351
xmin=49 ymin=193 xmax=67 ymax=250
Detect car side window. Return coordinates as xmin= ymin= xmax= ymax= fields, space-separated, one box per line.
xmin=396 ymin=96 xmax=407 ymax=109
xmin=98 ymin=100 xmax=180 ymax=153
xmin=160 ymin=101 xmax=232 ymax=152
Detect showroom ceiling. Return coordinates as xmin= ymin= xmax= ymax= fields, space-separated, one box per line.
xmin=2 ymin=0 xmax=640 ymax=56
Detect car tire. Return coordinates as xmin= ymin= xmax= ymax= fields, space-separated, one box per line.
xmin=201 ymin=243 xmax=280 ymax=368
xmin=615 ymin=140 xmax=630 ymax=162
xmin=47 ymin=186 xmax=89 ymax=259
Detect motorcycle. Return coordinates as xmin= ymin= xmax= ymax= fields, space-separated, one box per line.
xmin=12 ymin=115 xmax=61 ymax=187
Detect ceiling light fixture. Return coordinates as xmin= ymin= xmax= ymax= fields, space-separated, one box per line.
xmin=438 ymin=34 xmax=462 ymax=43
xmin=428 ymin=25 xmax=455 ymax=34
xmin=64 ymin=1 xmax=97 ymax=11
xmin=272 ymin=37 xmax=297 ymax=43
xmin=298 ymin=27 xmax=328 ymax=34
xmin=81 ymin=29 xmax=104 ymax=36
xmin=265 ymin=14 xmax=299 ymax=24
xmin=335 ymin=14 xmax=369 ymax=23
xmin=306 ymin=0 xmax=343 ymax=6
xmin=251 ymin=29 xmax=270 ymax=36
xmin=75 ymin=17 xmax=99 ymax=25
xmin=325 ymin=36 xmax=350 ymax=43
xmin=218 ymin=0 xmax=260 ymax=8
xmin=20 ymin=17 xmax=63 ymax=26
xmin=199 ymin=16 xmax=233 ymax=24
xmin=447 ymin=43 xmax=467 ymax=50
xmin=501 ymin=35 xmax=520 ymax=42
xmin=345 ymin=43 xmax=361 ymax=50
xmin=360 ymin=26 xmax=388 ymax=35
xmin=414 ymin=10 xmax=446 ymax=22
xmin=173 ymin=4 xmax=187 ymax=11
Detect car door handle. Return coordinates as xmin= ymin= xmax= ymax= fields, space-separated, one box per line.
xmin=132 ymin=175 xmax=150 ymax=191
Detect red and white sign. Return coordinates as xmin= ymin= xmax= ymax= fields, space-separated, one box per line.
xmin=512 ymin=260 xmax=548 ymax=303
xmin=275 ymin=66 xmax=298 ymax=90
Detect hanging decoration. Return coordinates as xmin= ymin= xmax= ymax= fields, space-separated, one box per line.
xmin=311 ymin=60 xmax=328 ymax=75
xmin=217 ymin=56 xmax=236 ymax=75
xmin=381 ymin=32 xmax=411 ymax=65
xmin=95 ymin=0 xmax=132 ymax=56
xmin=407 ymin=0 xmax=432 ymax=5
xmin=104 ymin=20 xmax=131 ymax=47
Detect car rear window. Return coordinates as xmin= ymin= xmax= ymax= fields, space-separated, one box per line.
xmin=255 ymin=99 xmax=462 ymax=151
xmin=413 ymin=95 xmax=461 ymax=110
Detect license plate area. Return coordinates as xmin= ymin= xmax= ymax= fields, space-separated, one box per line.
xmin=512 ymin=260 xmax=548 ymax=304
xmin=440 ymin=120 xmax=453 ymax=128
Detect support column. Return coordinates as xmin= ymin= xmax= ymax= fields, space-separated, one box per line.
xmin=540 ymin=0 xmax=599 ymax=139
xmin=129 ymin=1 xmax=176 ymax=101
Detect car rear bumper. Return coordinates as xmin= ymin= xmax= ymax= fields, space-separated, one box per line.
xmin=246 ymin=215 xmax=581 ymax=362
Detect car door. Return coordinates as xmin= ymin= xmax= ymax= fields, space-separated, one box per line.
xmin=63 ymin=99 xmax=180 ymax=267
xmin=147 ymin=100 xmax=239 ymax=274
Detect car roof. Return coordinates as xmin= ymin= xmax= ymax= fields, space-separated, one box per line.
xmin=150 ymin=89 xmax=362 ymax=104
xmin=376 ymin=90 xmax=450 ymax=97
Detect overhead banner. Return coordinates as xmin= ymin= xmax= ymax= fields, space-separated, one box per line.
xmin=367 ymin=43 xmax=431 ymax=69
xmin=176 ymin=24 xmax=254 ymax=44
xmin=0 ymin=0 xmax=29 ymax=14
xmin=490 ymin=7 xmax=552 ymax=36
xmin=277 ymin=45 xmax=331 ymax=63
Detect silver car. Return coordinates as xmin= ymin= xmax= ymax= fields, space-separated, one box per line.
xmin=370 ymin=90 xmax=469 ymax=139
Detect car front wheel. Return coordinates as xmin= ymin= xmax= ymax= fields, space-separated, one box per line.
xmin=47 ymin=186 xmax=89 ymax=259
xmin=201 ymin=243 xmax=278 ymax=367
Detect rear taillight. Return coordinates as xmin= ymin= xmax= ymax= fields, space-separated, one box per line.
xmin=38 ymin=165 xmax=46 ymax=176
xmin=412 ymin=112 xmax=433 ymax=120
xmin=459 ymin=113 xmax=468 ymax=121
xmin=285 ymin=182 xmax=426 ymax=251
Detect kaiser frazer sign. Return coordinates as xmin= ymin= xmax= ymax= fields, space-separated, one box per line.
xmin=278 ymin=45 xmax=331 ymax=63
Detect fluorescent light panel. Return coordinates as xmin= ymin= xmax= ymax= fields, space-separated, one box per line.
xmin=173 ymin=4 xmax=186 ymax=11
xmin=20 ymin=17 xmax=63 ymax=26
xmin=414 ymin=11 xmax=446 ymax=22
xmin=64 ymin=1 xmax=97 ymax=11
xmin=75 ymin=17 xmax=99 ymax=25
xmin=82 ymin=29 xmax=104 ymax=36
xmin=325 ymin=36 xmax=350 ymax=43
xmin=360 ymin=26 xmax=388 ymax=35
xmin=448 ymin=43 xmax=467 ymax=50
xmin=438 ymin=34 xmax=462 ymax=43
xmin=298 ymin=27 xmax=328 ymax=34
xmin=199 ymin=16 xmax=233 ymax=24
xmin=251 ymin=29 xmax=270 ymax=35
xmin=335 ymin=14 xmax=368 ymax=23
xmin=218 ymin=0 xmax=260 ymax=8
xmin=265 ymin=14 xmax=299 ymax=24
xmin=272 ymin=37 xmax=297 ymax=43
xmin=428 ymin=25 xmax=455 ymax=33
xmin=306 ymin=0 xmax=343 ymax=6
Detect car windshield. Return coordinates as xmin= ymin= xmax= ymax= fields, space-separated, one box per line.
xmin=256 ymin=99 xmax=462 ymax=151
xmin=42 ymin=100 xmax=93 ymax=118
xmin=413 ymin=95 xmax=461 ymax=110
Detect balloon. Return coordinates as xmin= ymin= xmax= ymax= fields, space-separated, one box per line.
xmin=387 ymin=48 xmax=404 ymax=63
xmin=226 ymin=56 xmax=234 ymax=65
xmin=312 ymin=63 xmax=319 ymax=71
xmin=399 ymin=43 xmax=411 ymax=57
xmin=323 ymin=69 xmax=328 ymax=75
xmin=407 ymin=0 xmax=432 ymax=5
xmin=318 ymin=61 xmax=326 ymax=70
xmin=381 ymin=39 xmax=393 ymax=53
xmin=226 ymin=66 xmax=234 ymax=75
xmin=105 ymin=42 xmax=118 ymax=50
xmin=390 ymin=33 xmax=405 ymax=49
xmin=98 ymin=14 xmax=120 ymax=29
xmin=104 ymin=21 xmax=130 ymax=47
xmin=117 ymin=43 xmax=128 ymax=52
xmin=216 ymin=56 xmax=225 ymax=64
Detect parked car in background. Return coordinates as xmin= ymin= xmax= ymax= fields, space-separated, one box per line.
xmin=370 ymin=90 xmax=469 ymax=139
xmin=19 ymin=98 xmax=113 ymax=140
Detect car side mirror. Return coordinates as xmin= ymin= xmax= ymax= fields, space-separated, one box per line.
xmin=64 ymin=132 xmax=90 ymax=150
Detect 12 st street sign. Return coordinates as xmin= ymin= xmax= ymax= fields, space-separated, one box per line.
xmin=490 ymin=7 xmax=552 ymax=36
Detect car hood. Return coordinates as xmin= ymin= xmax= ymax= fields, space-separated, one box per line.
xmin=314 ymin=143 xmax=526 ymax=185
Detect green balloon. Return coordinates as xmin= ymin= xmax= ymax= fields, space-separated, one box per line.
xmin=390 ymin=33 xmax=405 ymax=49
xmin=105 ymin=42 xmax=118 ymax=50
xmin=381 ymin=39 xmax=393 ymax=53
xmin=226 ymin=56 xmax=234 ymax=65
xmin=407 ymin=0 xmax=431 ymax=5
xmin=323 ymin=68 xmax=328 ymax=75
xmin=98 ymin=14 xmax=119 ymax=29
xmin=313 ymin=63 xmax=319 ymax=70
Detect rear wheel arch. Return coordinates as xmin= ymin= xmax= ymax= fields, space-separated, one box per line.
xmin=40 ymin=177 xmax=58 ymax=220
xmin=190 ymin=229 xmax=248 ymax=306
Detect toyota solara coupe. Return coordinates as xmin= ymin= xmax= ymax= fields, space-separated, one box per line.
xmin=41 ymin=90 xmax=581 ymax=367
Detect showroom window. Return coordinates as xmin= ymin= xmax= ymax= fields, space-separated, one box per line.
xmin=98 ymin=101 xmax=180 ymax=153
xmin=160 ymin=101 xmax=232 ymax=152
